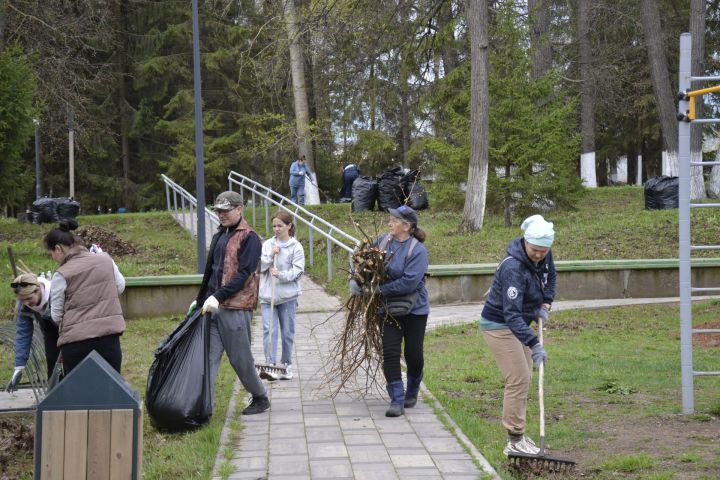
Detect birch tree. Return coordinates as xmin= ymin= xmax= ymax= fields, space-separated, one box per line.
xmin=690 ymin=0 xmax=707 ymax=199
xmin=284 ymin=0 xmax=319 ymax=204
xmin=577 ymin=0 xmax=597 ymax=187
xmin=640 ymin=0 xmax=679 ymax=176
xmin=460 ymin=0 xmax=489 ymax=232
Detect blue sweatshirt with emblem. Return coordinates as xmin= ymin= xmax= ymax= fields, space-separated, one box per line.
xmin=480 ymin=236 xmax=556 ymax=347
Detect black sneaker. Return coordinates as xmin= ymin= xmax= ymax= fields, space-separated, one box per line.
xmin=242 ymin=396 xmax=270 ymax=415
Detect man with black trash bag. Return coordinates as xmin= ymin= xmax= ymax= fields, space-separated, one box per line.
xmin=188 ymin=191 xmax=270 ymax=415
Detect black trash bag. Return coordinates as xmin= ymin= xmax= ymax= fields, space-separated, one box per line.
xmin=56 ymin=198 xmax=81 ymax=221
xmin=399 ymin=170 xmax=429 ymax=210
xmin=377 ymin=166 xmax=405 ymax=211
xmin=32 ymin=198 xmax=58 ymax=224
xmin=644 ymin=176 xmax=679 ymax=210
xmin=406 ymin=182 xmax=429 ymax=210
xmin=146 ymin=310 xmax=212 ymax=432
xmin=352 ymin=175 xmax=378 ymax=212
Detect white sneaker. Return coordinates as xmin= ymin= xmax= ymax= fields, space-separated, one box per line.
xmin=279 ymin=364 xmax=293 ymax=380
xmin=259 ymin=368 xmax=278 ymax=381
xmin=503 ymin=436 xmax=540 ymax=456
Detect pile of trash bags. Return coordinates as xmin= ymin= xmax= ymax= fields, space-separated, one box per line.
xmin=32 ymin=197 xmax=81 ymax=223
xmin=351 ymin=166 xmax=429 ymax=212
xmin=644 ymin=176 xmax=678 ymax=210
xmin=146 ymin=309 xmax=212 ymax=432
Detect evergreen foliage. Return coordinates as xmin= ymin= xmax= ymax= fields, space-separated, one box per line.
xmin=0 ymin=44 xmax=39 ymax=207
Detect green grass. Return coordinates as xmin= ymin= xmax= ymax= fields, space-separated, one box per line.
xmin=423 ymin=302 xmax=720 ymax=479
xmin=290 ymin=186 xmax=720 ymax=296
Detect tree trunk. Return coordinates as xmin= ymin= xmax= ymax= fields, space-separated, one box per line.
xmin=577 ymin=0 xmax=597 ymax=187
xmin=708 ymin=152 xmax=720 ymax=198
xmin=283 ymin=0 xmax=319 ymax=204
xmin=528 ymin=0 xmax=551 ymax=80
xmin=400 ymin=82 xmax=410 ymax=169
xmin=0 ymin=0 xmax=7 ymax=51
xmin=641 ymin=0 xmax=678 ymax=176
xmin=690 ymin=0 xmax=706 ymax=199
xmin=460 ymin=0 xmax=489 ymax=232
xmin=439 ymin=0 xmax=459 ymax=76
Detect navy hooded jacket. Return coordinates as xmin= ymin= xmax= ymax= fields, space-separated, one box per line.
xmin=480 ymin=236 xmax=556 ymax=347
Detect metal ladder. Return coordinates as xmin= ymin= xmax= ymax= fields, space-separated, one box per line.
xmin=677 ymin=33 xmax=720 ymax=413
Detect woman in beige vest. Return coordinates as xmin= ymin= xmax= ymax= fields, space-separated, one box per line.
xmin=44 ymin=219 xmax=126 ymax=375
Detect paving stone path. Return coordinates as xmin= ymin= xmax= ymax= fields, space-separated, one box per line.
xmin=212 ymin=276 xmax=496 ymax=479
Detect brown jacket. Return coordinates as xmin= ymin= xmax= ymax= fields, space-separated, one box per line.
xmin=220 ymin=218 xmax=261 ymax=310
xmin=56 ymin=246 xmax=125 ymax=346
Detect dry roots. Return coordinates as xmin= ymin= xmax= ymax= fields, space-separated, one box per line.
xmin=318 ymin=223 xmax=394 ymax=397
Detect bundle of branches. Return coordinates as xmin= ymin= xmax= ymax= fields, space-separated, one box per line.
xmin=319 ymin=224 xmax=392 ymax=397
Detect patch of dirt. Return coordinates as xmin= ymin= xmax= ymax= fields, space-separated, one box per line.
xmin=693 ymin=321 xmax=720 ymax=348
xmin=76 ymin=226 xmax=138 ymax=257
xmin=0 ymin=416 xmax=34 ymax=479
xmin=537 ymin=414 xmax=720 ymax=479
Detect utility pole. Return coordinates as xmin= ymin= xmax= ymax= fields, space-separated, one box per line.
xmin=191 ymin=0 xmax=206 ymax=272
xmin=34 ymin=119 xmax=42 ymax=198
xmin=68 ymin=105 xmax=75 ymax=198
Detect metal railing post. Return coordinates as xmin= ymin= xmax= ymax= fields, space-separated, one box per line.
xmin=181 ymin=196 xmax=186 ymax=229
xmin=308 ymin=228 xmax=314 ymax=267
xmin=327 ymin=238 xmax=332 ymax=281
xmin=165 ymin=183 xmax=170 ymax=211
xmin=252 ymin=191 xmax=257 ymax=227
xmin=265 ymin=198 xmax=270 ymax=237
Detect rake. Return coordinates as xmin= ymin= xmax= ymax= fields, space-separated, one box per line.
xmin=508 ymin=316 xmax=576 ymax=473
xmin=255 ymin=254 xmax=288 ymax=379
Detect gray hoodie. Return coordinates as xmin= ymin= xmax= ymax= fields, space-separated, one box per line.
xmin=259 ymin=236 xmax=305 ymax=305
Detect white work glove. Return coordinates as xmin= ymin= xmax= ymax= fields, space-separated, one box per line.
xmin=6 ymin=366 xmax=24 ymax=392
xmin=201 ymin=295 xmax=219 ymax=315
xmin=187 ymin=300 xmax=198 ymax=316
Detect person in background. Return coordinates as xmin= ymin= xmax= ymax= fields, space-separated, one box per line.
xmin=258 ymin=211 xmax=305 ymax=381
xmin=190 ymin=191 xmax=270 ymax=415
xmin=480 ymin=214 xmax=556 ymax=456
xmin=289 ymin=155 xmax=309 ymax=205
xmin=339 ymin=163 xmax=360 ymax=202
xmin=351 ymin=205 xmax=429 ymax=417
xmin=45 ymin=220 xmax=126 ymax=375
xmin=5 ymin=272 xmax=59 ymax=391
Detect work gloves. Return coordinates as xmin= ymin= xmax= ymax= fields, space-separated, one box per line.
xmin=187 ymin=300 xmax=198 ymax=316
xmin=531 ymin=344 xmax=547 ymax=367
xmin=201 ymin=295 xmax=219 ymax=315
xmin=535 ymin=307 xmax=549 ymax=322
xmin=5 ymin=366 xmax=24 ymax=393
xmin=349 ymin=279 xmax=363 ymax=296
xmin=349 ymin=280 xmax=373 ymax=296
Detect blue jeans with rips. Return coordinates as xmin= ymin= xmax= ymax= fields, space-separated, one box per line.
xmin=261 ymin=300 xmax=297 ymax=365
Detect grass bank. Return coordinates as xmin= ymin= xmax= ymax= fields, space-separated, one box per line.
xmin=424 ymin=302 xmax=720 ymax=479
xmin=297 ymin=186 xmax=720 ymax=295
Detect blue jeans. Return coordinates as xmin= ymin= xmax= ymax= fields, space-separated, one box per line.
xmin=261 ymin=300 xmax=297 ymax=365
xmin=290 ymin=184 xmax=305 ymax=205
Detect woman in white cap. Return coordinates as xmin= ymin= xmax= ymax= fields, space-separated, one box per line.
xmin=480 ymin=214 xmax=556 ymax=456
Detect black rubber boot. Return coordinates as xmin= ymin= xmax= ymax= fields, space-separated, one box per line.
xmin=385 ymin=380 xmax=405 ymax=417
xmin=404 ymin=373 xmax=423 ymax=408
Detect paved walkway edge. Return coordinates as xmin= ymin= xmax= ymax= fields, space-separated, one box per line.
xmin=419 ymin=384 xmax=500 ymax=479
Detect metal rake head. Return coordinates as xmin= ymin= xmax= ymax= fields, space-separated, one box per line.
xmin=508 ymin=452 xmax=576 ymax=474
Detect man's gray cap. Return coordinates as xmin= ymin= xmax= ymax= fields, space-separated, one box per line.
xmin=213 ymin=191 xmax=243 ymax=210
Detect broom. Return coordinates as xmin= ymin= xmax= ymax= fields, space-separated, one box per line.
xmin=508 ymin=316 xmax=576 ymax=472
xmin=255 ymin=254 xmax=288 ymax=378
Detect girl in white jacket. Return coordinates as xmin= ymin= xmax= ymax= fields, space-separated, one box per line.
xmin=259 ymin=211 xmax=305 ymax=380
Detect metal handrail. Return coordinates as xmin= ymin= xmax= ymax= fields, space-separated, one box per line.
xmin=161 ymin=174 xmax=220 ymax=234
xmin=228 ymin=171 xmax=360 ymax=280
